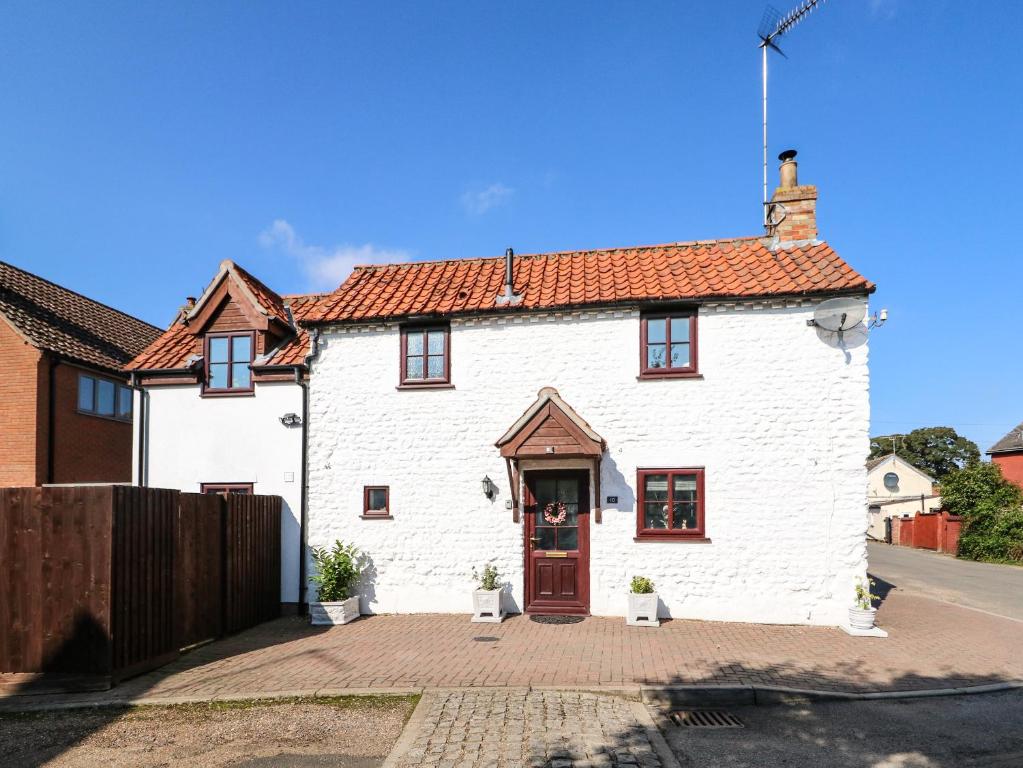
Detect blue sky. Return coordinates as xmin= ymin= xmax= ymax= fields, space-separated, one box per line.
xmin=1 ymin=1 xmax=1019 ymax=452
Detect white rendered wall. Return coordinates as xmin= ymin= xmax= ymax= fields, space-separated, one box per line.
xmin=307 ymin=300 xmax=871 ymax=626
xmin=133 ymin=382 xmax=304 ymax=603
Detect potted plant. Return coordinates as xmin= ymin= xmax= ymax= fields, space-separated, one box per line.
xmin=627 ymin=575 xmax=659 ymax=627
xmin=849 ymin=577 xmax=880 ymax=630
xmin=309 ymin=540 xmax=364 ymax=626
xmin=471 ymin=563 xmax=505 ymax=623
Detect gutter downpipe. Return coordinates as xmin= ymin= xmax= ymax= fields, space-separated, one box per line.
xmin=296 ymin=328 xmax=321 ymax=614
xmin=131 ymin=372 xmax=146 ymax=487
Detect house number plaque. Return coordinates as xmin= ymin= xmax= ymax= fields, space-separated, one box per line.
xmin=606 ymin=496 xmax=618 ymax=504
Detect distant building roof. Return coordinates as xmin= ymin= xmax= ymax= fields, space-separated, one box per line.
xmin=989 ymin=421 xmax=1023 ymax=455
xmin=0 ymin=260 xmax=162 ymax=373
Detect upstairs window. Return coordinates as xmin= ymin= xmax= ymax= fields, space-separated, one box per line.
xmin=204 ymin=332 xmax=254 ymax=394
xmin=640 ymin=311 xmax=698 ymax=378
xmin=78 ymin=373 xmax=132 ymax=421
xmin=636 ymin=468 xmax=706 ymax=540
xmin=363 ymin=486 xmax=391 ymax=518
xmin=400 ymin=325 xmax=450 ymax=386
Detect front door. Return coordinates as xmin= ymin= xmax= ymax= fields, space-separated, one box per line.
xmin=524 ymin=470 xmax=589 ymax=615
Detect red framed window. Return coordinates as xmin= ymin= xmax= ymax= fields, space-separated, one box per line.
xmin=636 ymin=468 xmax=705 ymax=539
xmin=640 ymin=311 xmax=698 ymax=377
xmin=201 ymin=483 xmax=254 ymax=495
xmin=400 ymin=325 xmax=450 ymax=386
xmin=363 ymin=486 xmax=390 ymax=517
xmin=204 ymin=331 xmax=255 ymax=394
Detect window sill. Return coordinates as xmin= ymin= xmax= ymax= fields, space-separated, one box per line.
xmin=395 ymin=383 xmax=455 ymax=390
xmin=201 ymin=389 xmax=256 ymax=398
xmin=360 ymin=514 xmax=394 ymax=520
xmin=636 ymin=372 xmax=703 ymax=381
xmin=76 ymin=409 xmax=132 ymax=424
xmin=633 ymin=536 xmax=712 ymax=543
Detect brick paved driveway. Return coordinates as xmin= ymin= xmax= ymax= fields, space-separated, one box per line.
xmin=3 ymin=590 xmax=1021 ymax=707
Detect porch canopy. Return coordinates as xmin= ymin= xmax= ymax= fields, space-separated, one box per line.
xmin=496 ymin=387 xmax=607 ymax=522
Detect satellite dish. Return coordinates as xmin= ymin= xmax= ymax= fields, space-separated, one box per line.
xmin=809 ymin=297 xmax=866 ymax=337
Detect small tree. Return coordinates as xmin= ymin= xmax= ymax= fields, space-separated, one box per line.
xmin=942 ymin=463 xmax=1023 ymax=563
xmin=868 ymin=426 xmax=980 ymax=479
xmin=309 ymin=540 xmax=364 ymax=602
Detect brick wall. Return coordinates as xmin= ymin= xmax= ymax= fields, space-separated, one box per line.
xmin=0 ymin=319 xmax=45 ymax=485
xmin=770 ymin=185 xmax=818 ymax=243
xmin=51 ymin=362 xmax=133 ymax=483
xmin=993 ymin=453 xmax=1023 ymax=490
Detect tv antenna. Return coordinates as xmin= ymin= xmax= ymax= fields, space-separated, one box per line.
xmin=758 ymin=0 xmax=827 ymax=229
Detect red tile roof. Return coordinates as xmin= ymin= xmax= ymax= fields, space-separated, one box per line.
xmin=0 ymin=260 xmax=162 ymax=372
xmin=262 ymin=294 xmax=325 ymax=367
xmin=307 ymin=237 xmax=874 ymax=324
xmin=230 ymin=262 xmax=289 ymax=325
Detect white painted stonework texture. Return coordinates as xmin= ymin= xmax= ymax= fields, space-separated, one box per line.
xmin=307 ymin=301 xmax=871 ymax=626
xmin=133 ymin=382 xmax=304 ymax=603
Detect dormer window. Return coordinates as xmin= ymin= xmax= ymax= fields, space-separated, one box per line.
xmin=204 ymin=331 xmax=254 ymax=394
xmin=399 ymin=324 xmax=450 ymax=387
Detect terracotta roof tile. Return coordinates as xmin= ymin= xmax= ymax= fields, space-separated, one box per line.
xmin=308 ymin=236 xmax=873 ymax=324
xmin=0 ymin=261 xmax=162 ymax=372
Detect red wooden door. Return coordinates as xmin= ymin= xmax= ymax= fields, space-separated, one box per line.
xmin=524 ymin=470 xmax=589 ymax=615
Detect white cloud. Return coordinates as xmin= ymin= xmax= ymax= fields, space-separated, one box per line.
xmin=258 ymin=219 xmax=411 ymax=291
xmin=460 ymin=182 xmax=514 ymax=215
xmin=869 ymin=0 xmax=897 ymax=19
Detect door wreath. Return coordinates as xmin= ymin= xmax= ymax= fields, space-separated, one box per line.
xmin=543 ymin=501 xmax=567 ymax=525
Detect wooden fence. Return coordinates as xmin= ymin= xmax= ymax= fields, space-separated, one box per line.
xmin=891 ymin=509 xmax=962 ymax=555
xmin=0 ymin=485 xmax=281 ymax=686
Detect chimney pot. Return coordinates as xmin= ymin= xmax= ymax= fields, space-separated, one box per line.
xmin=778 ymin=149 xmax=798 ymax=188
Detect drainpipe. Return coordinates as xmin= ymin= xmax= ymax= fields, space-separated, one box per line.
xmin=296 ymin=328 xmax=321 ymax=614
xmin=131 ymin=372 xmax=146 ymax=487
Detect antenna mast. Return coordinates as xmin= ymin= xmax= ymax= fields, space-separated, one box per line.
xmin=758 ymin=0 xmax=827 ymax=228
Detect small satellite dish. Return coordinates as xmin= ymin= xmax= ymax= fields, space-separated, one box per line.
xmin=808 ymin=297 xmax=866 ymax=337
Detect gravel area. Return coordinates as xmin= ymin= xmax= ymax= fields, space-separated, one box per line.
xmin=0 ymin=695 xmax=417 ymax=768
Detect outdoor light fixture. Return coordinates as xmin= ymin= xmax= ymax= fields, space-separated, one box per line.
xmin=279 ymin=413 xmax=302 ymax=427
xmin=482 ymin=475 xmax=497 ymax=500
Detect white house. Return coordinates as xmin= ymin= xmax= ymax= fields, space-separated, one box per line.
xmin=127 ymin=261 xmax=320 ymax=609
xmin=301 ymin=152 xmax=876 ymax=626
xmin=866 ymin=454 xmax=940 ymax=541
xmin=127 ymin=151 xmax=876 ymax=627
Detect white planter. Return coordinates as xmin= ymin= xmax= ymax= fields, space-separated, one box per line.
xmin=471 ymin=588 xmax=505 ymax=623
xmin=848 ymin=606 xmax=877 ymax=631
xmin=627 ymin=592 xmax=660 ymax=627
xmin=309 ymin=596 xmax=361 ymax=626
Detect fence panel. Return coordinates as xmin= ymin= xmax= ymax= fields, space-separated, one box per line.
xmin=110 ymin=486 xmax=178 ymax=681
xmin=175 ymin=493 xmax=224 ymax=648
xmin=0 ymin=486 xmax=114 ymax=675
xmin=223 ymin=494 xmax=281 ymax=634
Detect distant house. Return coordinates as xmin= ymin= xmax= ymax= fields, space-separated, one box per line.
xmin=126 ymin=260 xmax=318 ymax=610
xmin=988 ymin=422 xmax=1023 ymax=489
xmin=0 ymin=261 xmax=161 ymax=486
xmin=866 ymin=454 xmax=940 ymax=540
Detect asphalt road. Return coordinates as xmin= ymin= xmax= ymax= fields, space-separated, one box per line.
xmin=658 ymin=690 xmax=1023 ymax=767
xmin=867 ymin=541 xmax=1023 ymax=621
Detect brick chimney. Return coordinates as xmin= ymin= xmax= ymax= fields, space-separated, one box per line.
xmin=767 ymin=149 xmax=817 ymax=244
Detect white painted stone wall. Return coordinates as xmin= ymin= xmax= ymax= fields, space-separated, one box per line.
xmin=307 ymin=300 xmax=871 ymax=626
xmin=133 ymin=382 xmax=304 ymax=603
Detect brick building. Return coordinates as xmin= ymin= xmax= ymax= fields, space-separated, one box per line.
xmin=0 ymin=261 xmax=161 ymax=486
xmin=988 ymin=421 xmax=1023 ymax=489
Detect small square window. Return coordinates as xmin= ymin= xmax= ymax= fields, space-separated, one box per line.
xmin=400 ymin=325 xmax=450 ymax=386
xmin=636 ymin=468 xmax=706 ymax=540
xmin=203 ymin=332 xmax=255 ymax=394
xmin=640 ymin=311 xmax=698 ymax=378
xmin=363 ymin=486 xmax=390 ymax=517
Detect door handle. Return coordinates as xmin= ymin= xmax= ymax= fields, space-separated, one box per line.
xmin=529 ymin=536 xmax=540 ymax=549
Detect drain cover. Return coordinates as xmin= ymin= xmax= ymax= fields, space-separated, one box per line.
xmin=669 ymin=710 xmax=744 ymax=728
xmin=472 ymin=636 xmax=500 ymax=642
xmin=529 ymin=615 xmax=585 ymax=625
